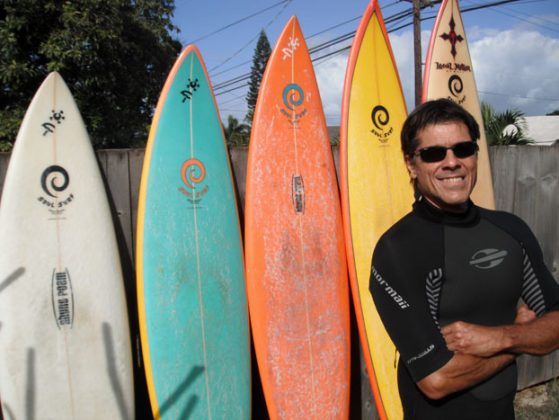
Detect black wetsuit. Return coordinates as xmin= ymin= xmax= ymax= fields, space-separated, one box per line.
xmin=370 ymin=198 xmax=559 ymax=419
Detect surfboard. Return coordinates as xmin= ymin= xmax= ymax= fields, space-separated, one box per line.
xmin=0 ymin=72 xmax=134 ymax=419
xmin=244 ymin=16 xmax=351 ymax=419
xmin=136 ymin=45 xmax=250 ymax=419
xmin=423 ymin=0 xmax=495 ymax=208
xmin=340 ymin=2 xmax=413 ymax=419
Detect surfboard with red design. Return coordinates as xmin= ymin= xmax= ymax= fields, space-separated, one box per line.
xmin=244 ymin=16 xmax=351 ymax=419
xmin=423 ymin=0 xmax=495 ymax=208
xmin=136 ymin=45 xmax=250 ymax=419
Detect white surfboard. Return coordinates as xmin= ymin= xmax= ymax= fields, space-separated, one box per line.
xmin=0 ymin=72 xmax=134 ymax=419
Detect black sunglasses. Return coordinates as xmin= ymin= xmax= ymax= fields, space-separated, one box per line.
xmin=413 ymin=141 xmax=478 ymax=163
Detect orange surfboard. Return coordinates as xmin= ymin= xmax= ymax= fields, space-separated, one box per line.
xmin=244 ymin=16 xmax=351 ymax=419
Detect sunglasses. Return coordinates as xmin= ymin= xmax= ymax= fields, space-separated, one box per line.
xmin=413 ymin=141 xmax=478 ymax=163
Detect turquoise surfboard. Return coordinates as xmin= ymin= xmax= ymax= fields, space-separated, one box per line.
xmin=136 ymin=45 xmax=250 ymax=419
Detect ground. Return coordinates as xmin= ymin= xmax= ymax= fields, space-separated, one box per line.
xmin=515 ymin=379 xmax=559 ymax=419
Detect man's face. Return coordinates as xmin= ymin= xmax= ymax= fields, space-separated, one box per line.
xmin=405 ymin=121 xmax=478 ymax=213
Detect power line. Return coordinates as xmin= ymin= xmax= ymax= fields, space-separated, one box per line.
xmin=208 ymin=0 xmax=292 ymax=73
xmin=464 ymin=0 xmax=559 ymax=34
xmin=186 ymin=0 xmax=291 ymax=44
xmin=479 ymin=90 xmax=559 ymax=102
xmin=213 ymin=0 xmax=549 ymax=111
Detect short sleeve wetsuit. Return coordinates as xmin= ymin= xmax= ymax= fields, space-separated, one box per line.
xmin=370 ymin=197 xmax=559 ymax=419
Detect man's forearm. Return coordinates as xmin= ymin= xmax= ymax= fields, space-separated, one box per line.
xmin=417 ymin=352 xmax=515 ymax=400
xmin=501 ymin=310 xmax=559 ymax=355
xmin=443 ymin=310 xmax=559 ymax=357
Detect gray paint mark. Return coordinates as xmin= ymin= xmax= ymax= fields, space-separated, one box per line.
xmin=2 ymin=401 xmax=16 ymax=420
xmin=103 ymin=322 xmax=131 ymax=420
xmin=25 ymin=348 xmax=35 ymax=420
xmin=0 ymin=268 xmax=25 ymax=295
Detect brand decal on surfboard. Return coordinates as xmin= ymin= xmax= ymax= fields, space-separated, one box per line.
xmin=448 ymin=75 xmax=467 ymax=104
xmin=434 ymin=14 xmax=472 ymax=105
xmin=370 ymin=105 xmax=394 ymax=143
xmin=440 ymin=15 xmax=463 ymax=59
xmin=51 ymin=268 xmax=74 ymax=329
xmin=181 ymin=78 xmax=200 ymax=102
xmin=178 ymin=158 xmax=209 ymax=205
xmin=291 ymin=174 xmax=305 ymax=214
xmin=37 ymin=165 xmax=74 ymax=214
xmin=41 ymin=109 xmax=65 ymax=136
xmin=280 ymin=83 xmax=307 ymax=125
xmin=282 ymin=36 xmax=300 ymax=60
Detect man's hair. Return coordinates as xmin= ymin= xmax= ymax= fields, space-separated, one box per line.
xmin=401 ymin=99 xmax=480 ymax=157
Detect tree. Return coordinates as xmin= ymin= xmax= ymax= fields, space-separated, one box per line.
xmin=223 ymin=115 xmax=250 ymax=146
xmin=546 ymin=110 xmax=559 ymax=116
xmin=245 ymin=30 xmax=271 ymax=126
xmin=481 ymin=102 xmax=533 ymax=146
xmin=0 ymin=0 xmax=182 ymax=150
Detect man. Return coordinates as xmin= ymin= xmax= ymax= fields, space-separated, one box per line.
xmin=370 ymin=99 xmax=559 ymax=419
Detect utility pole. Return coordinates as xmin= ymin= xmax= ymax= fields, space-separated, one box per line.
xmin=404 ymin=0 xmax=434 ymax=107
xmin=412 ymin=0 xmax=422 ymax=106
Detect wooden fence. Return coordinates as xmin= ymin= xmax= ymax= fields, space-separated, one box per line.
xmin=1 ymin=144 xmax=558 ymax=418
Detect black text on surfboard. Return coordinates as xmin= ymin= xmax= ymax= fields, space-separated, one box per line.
xmin=41 ymin=109 xmax=66 ymax=136
xmin=181 ymin=78 xmax=200 ymax=102
xmin=51 ymin=269 xmax=74 ymax=329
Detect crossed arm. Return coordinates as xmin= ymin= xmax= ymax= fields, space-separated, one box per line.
xmin=417 ymin=305 xmax=559 ymax=400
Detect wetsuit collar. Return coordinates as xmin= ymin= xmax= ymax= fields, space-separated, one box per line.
xmin=413 ymin=195 xmax=480 ymax=226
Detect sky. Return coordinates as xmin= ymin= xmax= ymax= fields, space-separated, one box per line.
xmin=172 ymin=0 xmax=559 ymax=125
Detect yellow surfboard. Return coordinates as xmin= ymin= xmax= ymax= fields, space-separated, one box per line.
xmin=340 ymin=2 xmax=412 ymax=419
xmin=423 ymin=0 xmax=495 ymax=209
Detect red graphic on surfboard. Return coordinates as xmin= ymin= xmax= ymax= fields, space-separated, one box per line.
xmin=440 ymin=15 xmax=464 ymax=60
xmin=178 ymin=158 xmax=208 ymax=204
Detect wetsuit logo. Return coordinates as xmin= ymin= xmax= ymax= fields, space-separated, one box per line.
xmin=372 ymin=266 xmax=410 ymax=309
xmin=469 ymin=249 xmax=508 ymax=269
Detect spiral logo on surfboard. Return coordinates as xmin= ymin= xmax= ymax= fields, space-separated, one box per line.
xmin=370 ymin=105 xmax=394 ymax=144
xmin=178 ymin=158 xmax=209 ymax=206
xmin=280 ymin=83 xmax=307 ymax=126
xmin=37 ymin=165 xmax=75 ymax=215
xmin=447 ymin=75 xmax=467 ymax=105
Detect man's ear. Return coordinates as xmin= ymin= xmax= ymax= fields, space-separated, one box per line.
xmin=405 ymin=156 xmax=417 ymax=179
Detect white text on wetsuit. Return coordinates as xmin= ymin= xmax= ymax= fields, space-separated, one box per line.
xmin=372 ymin=266 xmax=410 ymax=309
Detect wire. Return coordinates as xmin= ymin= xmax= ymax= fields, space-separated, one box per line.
xmin=213 ymin=0 xmax=555 ymax=112
xmin=208 ymin=0 xmax=292 ymax=73
xmin=186 ymin=0 xmax=291 ymax=44
xmin=463 ymin=0 xmax=559 ymax=34
xmin=479 ymin=90 xmax=559 ymax=102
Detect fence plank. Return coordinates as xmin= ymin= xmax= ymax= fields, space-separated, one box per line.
xmin=1 ymin=144 xmax=559 ymax=408
xmin=128 ymin=148 xmax=145 ymax=261
xmin=489 ymin=146 xmax=518 ymax=213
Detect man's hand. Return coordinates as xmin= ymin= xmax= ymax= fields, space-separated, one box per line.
xmin=515 ymin=304 xmax=537 ymax=324
xmin=441 ymin=322 xmax=503 ymax=357
xmin=441 ymin=305 xmax=537 ymax=357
